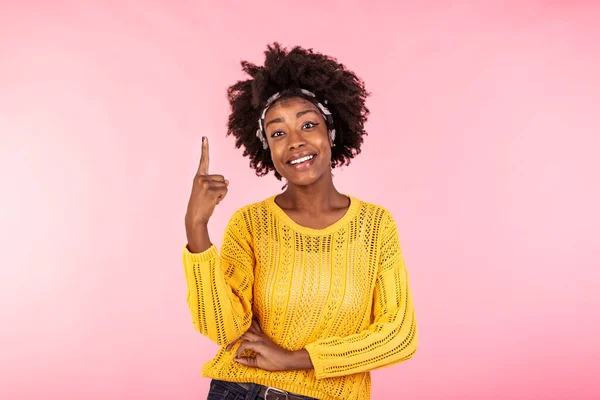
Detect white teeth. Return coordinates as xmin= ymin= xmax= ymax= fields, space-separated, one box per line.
xmin=289 ymin=155 xmax=314 ymax=165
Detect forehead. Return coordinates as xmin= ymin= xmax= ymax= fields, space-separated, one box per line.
xmin=265 ymin=96 xmax=319 ymax=119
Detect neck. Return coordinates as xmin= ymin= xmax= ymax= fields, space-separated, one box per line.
xmin=279 ymin=171 xmax=346 ymax=213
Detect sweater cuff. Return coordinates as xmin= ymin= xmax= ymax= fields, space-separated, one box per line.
xmin=183 ymin=244 xmax=218 ymax=263
xmin=304 ymin=342 xmax=326 ymax=380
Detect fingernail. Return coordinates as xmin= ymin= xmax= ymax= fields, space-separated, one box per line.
xmin=202 ymin=137 xmax=205 ymax=143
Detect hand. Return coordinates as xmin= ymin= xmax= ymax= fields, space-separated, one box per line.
xmin=226 ymin=320 xmax=303 ymax=372
xmin=185 ymin=137 xmax=229 ymax=229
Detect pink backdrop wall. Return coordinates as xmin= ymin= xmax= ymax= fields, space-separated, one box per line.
xmin=1 ymin=1 xmax=599 ymax=399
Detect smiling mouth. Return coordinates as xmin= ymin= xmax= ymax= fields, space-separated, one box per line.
xmin=288 ymin=154 xmax=315 ymax=166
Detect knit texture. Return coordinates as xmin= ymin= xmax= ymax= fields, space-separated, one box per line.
xmin=182 ymin=195 xmax=417 ymax=400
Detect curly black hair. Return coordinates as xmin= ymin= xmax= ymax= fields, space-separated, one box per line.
xmin=226 ymin=42 xmax=370 ymax=179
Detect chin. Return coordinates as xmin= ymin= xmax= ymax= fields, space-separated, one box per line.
xmin=282 ymin=170 xmax=328 ymax=187
xmin=287 ymin=177 xmax=319 ymax=187
xmin=275 ymin=155 xmax=332 ymax=186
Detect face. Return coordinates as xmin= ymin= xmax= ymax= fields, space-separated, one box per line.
xmin=264 ymin=97 xmax=333 ymax=186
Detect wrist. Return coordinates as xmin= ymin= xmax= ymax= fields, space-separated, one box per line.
xmin=185 ymin=221 xmax=210 ymax=253
xmin=185 ymin=218 xmax=209 ymax=230
xmin=287 ymin=349 xmax=313 ymax=370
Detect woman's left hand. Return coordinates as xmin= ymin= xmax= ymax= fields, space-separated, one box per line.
xmin=226 ymin=320 xmax=304 ymax=371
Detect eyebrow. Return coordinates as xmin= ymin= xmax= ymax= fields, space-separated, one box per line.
xmin=265 ymin=109 xmax=319 ymax=129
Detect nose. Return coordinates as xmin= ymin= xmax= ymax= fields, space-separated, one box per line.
xmin=287 ymin=128 xmax=306 ymax=150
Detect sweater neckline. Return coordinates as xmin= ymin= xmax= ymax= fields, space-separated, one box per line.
xmin=266 ymin=194 xmax=361 ymax=235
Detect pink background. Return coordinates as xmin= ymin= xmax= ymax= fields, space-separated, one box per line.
xmin=1 ymin=1 xmax=599 ymax=399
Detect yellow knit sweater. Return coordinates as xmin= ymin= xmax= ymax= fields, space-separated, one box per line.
xmin=182 ymin=195 xmax=417 ymax=400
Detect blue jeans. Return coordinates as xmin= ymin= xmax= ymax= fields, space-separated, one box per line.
xmin=207 ymin=379 xmax=316 ymax=400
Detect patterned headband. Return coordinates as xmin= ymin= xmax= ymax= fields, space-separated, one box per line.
xmin=256 ymin=88 xmax=336 ymax=149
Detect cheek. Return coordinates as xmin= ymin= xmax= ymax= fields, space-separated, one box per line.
xmin=268 ymin=147 xmax=286 ymax=170
xmin=320 ymin=140 xmax=333 ymax=160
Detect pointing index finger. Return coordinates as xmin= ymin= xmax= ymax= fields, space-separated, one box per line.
xmin=197 ymin=136 xmax=209 ymax=175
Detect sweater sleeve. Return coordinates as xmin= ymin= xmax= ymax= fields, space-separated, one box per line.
xmin=304 ymin=210 xmax=418 ymax=379
xmin=182 ymin=210 xmax=255 ymax=346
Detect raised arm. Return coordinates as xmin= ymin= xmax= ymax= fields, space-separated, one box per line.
xmin=182 ymin=210 xmax=255 ymax=346
xmin=182 ymin=137 xmax=254 ymax=345
xmin=184 ymin=136 xmax=229 ymax=253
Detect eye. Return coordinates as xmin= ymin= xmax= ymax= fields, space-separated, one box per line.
xmin=271 ymin=131 xmax=284 ymax=138
xmin=302 ymin=122 xmax=318 ymax=129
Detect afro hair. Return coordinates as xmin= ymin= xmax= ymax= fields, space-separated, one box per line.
xmin=226 ymin=42 xmax=370 ymax=179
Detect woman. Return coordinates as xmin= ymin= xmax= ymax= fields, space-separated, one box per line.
xmin=183 ymin=43 xmax=417 ymax=400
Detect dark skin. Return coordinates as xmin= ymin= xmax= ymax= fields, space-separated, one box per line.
xmin=265 ymin=97 xmax=351 ymax=229
xmin=185 ymin=96 xmax=350 ymax=371
xmin=229 ymin=97 xmax=351 ymax=370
